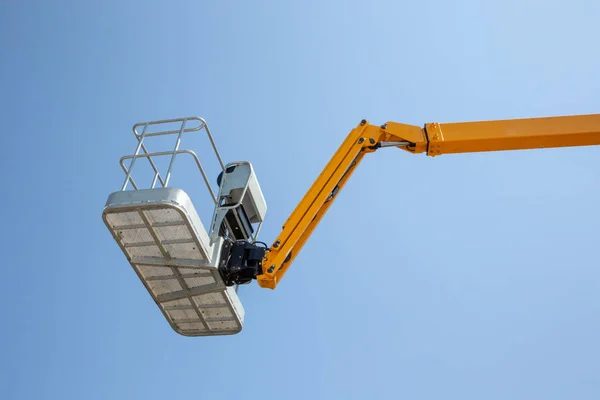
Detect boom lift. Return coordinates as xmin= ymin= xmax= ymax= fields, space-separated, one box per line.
xmin=103 ymin=113 xmax=600 ymax=336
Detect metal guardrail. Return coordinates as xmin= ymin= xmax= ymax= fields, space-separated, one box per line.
xmin=118 ymin=117 xmax=224 ymax=205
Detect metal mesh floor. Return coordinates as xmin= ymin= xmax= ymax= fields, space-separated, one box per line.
xmin=103 ymin=188 xmax=244 ymax=336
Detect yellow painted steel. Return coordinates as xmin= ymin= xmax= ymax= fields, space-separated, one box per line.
xmin=256 ymin=122 xmax=381 ymax=289
xmin=425 ymin=114 xmax=600 ymax=156
xmin=257 ymin=113 xmax=600 ymax=289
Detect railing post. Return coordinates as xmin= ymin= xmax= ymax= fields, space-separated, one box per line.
xmin=121 ymin=123 xmax=149 ymax=191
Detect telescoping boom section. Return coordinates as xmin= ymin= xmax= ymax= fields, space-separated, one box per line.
xmin=248 ymin=113 xmax=600 ymax=289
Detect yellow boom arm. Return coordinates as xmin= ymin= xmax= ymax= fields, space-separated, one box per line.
xmin=256 ymin=113 xmax=600 ymax=289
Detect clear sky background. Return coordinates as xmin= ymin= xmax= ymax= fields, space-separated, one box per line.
xmin=1 ymin=1 xmax=599 ymax=399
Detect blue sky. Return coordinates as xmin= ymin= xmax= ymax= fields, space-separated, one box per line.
xmin=1 ymin=1 xmax=599 ymax=399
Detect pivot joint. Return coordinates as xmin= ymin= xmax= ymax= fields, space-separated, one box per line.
xmin=218 ymin=241 xmax=266 ymax=286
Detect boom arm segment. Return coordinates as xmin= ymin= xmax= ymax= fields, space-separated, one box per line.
xmin=256 ymin=114 xmax=600 ymax=289
xmin=423 ymin=114 xmax=600 ymax=156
